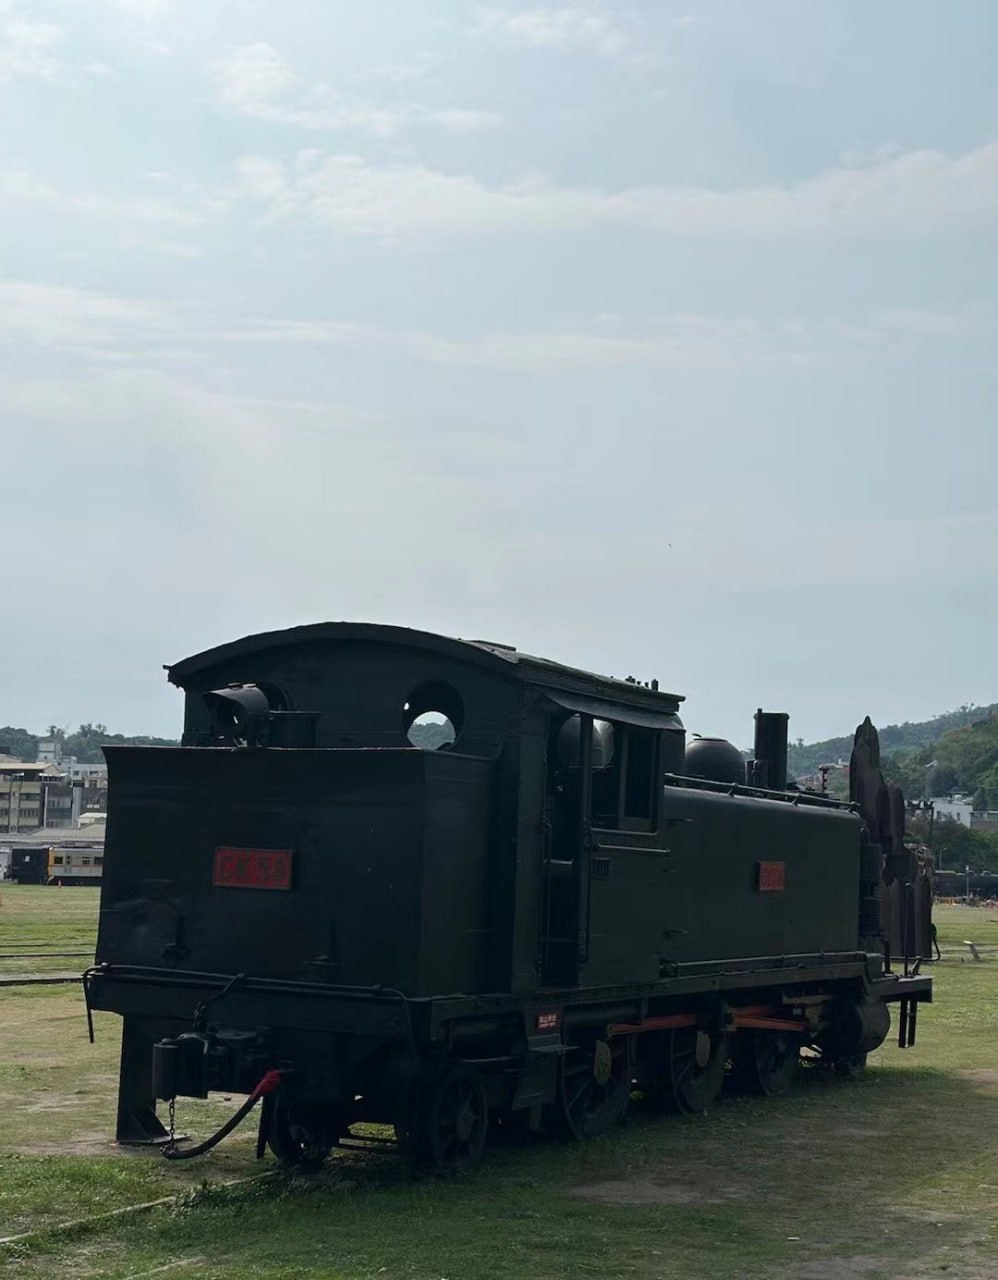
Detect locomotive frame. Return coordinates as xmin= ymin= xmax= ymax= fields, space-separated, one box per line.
xmin=85 ymin=622 xmax=931 ymax=1170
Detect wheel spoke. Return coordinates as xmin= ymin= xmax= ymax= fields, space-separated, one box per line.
xmin=424 ymin=1069 xmax=489 ymax=1171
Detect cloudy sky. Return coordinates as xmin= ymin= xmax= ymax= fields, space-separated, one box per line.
xmin=2 ymin=0 xmax=996 ymax=746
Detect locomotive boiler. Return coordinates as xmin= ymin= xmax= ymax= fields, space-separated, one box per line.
xmin=85 ymin=623 xmax=932 ymax=1170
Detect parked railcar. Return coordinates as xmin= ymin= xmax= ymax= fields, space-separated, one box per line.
xmin=10 ymin=847 xmax=49 ymax=885
xmin=85 ymin=623 xmax=931 ymax=1170
xmin=48 ymin=844 xmax=104 ymax=886
xmin=7 ymin=843 xmax=104 ymax=885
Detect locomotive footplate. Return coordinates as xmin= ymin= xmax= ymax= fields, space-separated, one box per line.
xmin=868 ymin=972 xmax=932 ymax=1049
xmin=868 ymin=973 xmax=932 ymax=1003
xmin=85 ymin=963 xmax=423 ymax=1141
xmin=85 ymin=964 xmax=421 ymax=1038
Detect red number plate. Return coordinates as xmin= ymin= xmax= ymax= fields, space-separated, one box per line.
xmin=757 ymin=860 xmax=786 ymax=891
xmin=213 ymin=847 xmax=293 ymax=891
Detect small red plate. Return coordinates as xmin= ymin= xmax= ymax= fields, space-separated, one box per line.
xmin=213 ymin=847 xmax=293 ymax=891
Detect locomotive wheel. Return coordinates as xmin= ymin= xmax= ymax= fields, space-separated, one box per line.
xmin=738 ymin=1030 xmax=801 ymax=1098
xmin=555 ymin=1038 xmax=630 ymax=1140
xmin=420 ymin=1067 xmax=489 ymax=1173
xmin=833 ymin=1051 xmax=868 ymax=1080
xmin=267 ymin=1098 xmax=340 ymax=1172
xmin=667 ymin=1027 xmax=726 ymax=1114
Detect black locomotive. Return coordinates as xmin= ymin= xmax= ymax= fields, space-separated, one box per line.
xmin=933 ymin=868 xmax=998 ymax=900
xmin=86 ymin=623 xmax=932 ymax=1170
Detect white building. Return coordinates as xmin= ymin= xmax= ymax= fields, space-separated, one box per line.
xmin=930 ymin=795 xmax=974 ymax=826
xmin=36 ymin=741 xmax=107 ymax=783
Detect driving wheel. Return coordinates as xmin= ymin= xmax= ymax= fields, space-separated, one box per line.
xmin=267 ymin=1098 xmax=341 ymax=1171
xmin=555 ymin=1037 xmax=631 ymax=1140
xmin=667 ymin=1027 xmax=727 ymax=1114
xmin=420 ymin=1067 xmax=489 ymax=1172
xmin=739 ymin=1029 xmax=801 ymax=1098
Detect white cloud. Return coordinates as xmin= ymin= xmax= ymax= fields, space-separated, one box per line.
xmin=224 ymin=314 xmax=790 ymax=374
xmin=0 ymin=17 xmax=63 ymax=83
xmin=3 ymin=365 xmax=506 ymax=606
xmin=3 ymin=276 xmax=984 ymax=377
xmin=221 ymin=305 xmax=987 ymax=374
xmin=102 ymin=0 xmax=171 ymax=17
xmin=0 ymin=281 xmax=180 ymax=349
xmin=479 ymin=5 xmax=626 ymax=57
xmin=422 ymin=107 xmax=503 ymax=133
xmin=8 ymin=364 xmax=993 ymax=646
xmin=212 ymin=42 xmax=298 ymax=111
xmin=232 ymin=140 xmax=998 ymax=242
xmin=0 ymin=168 xmax=211 ymax=242
xmin=84 ymin=60 xmax=117 ymax=80
xmin=210 ymin=42 xmax=501 ymax=137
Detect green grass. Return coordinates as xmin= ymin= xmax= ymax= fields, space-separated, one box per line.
xmin=0 ymin=884 xmax=98 ymax=976
xmin=1 ymin=888 xmax=996 ymax=1278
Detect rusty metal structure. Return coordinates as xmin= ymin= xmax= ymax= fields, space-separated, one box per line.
xmin=849 ymin=717 xmax=934 ymax=968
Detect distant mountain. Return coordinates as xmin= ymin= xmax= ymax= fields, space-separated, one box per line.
xmin=787 ymin=703 xmax=998 ymax=781
xmin=787 ymin=704 xmax=998 ymax=872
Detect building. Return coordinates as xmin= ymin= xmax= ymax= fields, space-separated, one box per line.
xmin=930 ymin=796 xmax=974 ymax=826
xmin=0 ymin=760 xmax=64 ymax=834
xmin=927 ymin=795 xmax=998 ymax=834
xmin=37 ymin=739 xmax=108 ymax=784
xmin=970 ymin=809 xmax=998 ymax=836
xmin=0 ymin=757 xmax=105 ymax=833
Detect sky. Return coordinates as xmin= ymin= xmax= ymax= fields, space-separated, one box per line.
xmin=2 ymin=0 xmax=997 ymax=746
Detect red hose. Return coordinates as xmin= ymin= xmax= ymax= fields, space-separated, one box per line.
xmin=162 ymin=1069 xmax=282 ymax=1161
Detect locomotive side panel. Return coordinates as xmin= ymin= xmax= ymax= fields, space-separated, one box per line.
xmin=98 ymin=746 xmax=493 ymax=995
xmin=167 ymin=630 xmax=528 ymax=993
xmin=419 ymin=750 xmax=493 ymax=994
xmin=662 ymin=789 xmax=863 ymax=964
xmin=583 ymin=788 xmax=863 ymax=986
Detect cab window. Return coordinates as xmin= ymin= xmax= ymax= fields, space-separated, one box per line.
xmin=556 ymin=715 xmax=659 ymax=831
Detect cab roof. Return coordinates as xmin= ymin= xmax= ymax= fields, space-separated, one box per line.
xmin=167 ymin=621 xmax=683 ymax=716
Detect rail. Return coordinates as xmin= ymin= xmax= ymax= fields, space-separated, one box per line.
xmin=663 ymin=773 xmax=857 ymax=811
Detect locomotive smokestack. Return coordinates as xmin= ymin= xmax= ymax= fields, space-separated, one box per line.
xmin=753 ymin=710 xmax=789 ymax=790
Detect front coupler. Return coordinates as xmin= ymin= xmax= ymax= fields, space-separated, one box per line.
xmin=152 ymin=1027 xmax=272 ymax=1103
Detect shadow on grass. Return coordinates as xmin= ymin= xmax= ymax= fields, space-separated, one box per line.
xmin=4 ymin=1051 xmax=996 ymax=1279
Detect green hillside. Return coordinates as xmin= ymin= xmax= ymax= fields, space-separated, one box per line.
xmin=0 ymin=723 xmax=178 ymax=762
xmin=787 ymin=703 xmax=998 ymax=779
xmin=790 ymin=705 xmax=998 ymax=873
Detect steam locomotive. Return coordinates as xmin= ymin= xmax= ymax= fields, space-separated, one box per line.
xmin=85 ymin=623 xmax=932 ymax=1170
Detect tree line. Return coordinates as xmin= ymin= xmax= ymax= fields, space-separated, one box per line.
xmin=0 ymin=723 xmax=178 ymax=763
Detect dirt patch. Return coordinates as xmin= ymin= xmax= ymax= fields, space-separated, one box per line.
xmin=956 ymin=1068 xmax=998 ymax=1088
xmin=791 ymin=1257 xmax=884 ymax=1280
xmin=17 ymin=1132 xmax=119 ymax=1156
xmin=568 ymin=1177 xmax=738 ymax=1206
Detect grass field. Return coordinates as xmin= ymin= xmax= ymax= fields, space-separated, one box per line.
xmin=1 ymin=887 xmax=996 ymax=1279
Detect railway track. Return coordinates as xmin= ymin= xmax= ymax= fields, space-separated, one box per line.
xmin=0 ymin=946 xmax=90 ymax=986
xmin=0 ymin=951 xmax=91 ymax=959
xmin=0 ymin=974 xmax=83 ymax=987
xmin=0 ymin=1172 xmax=279 ymax=1249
